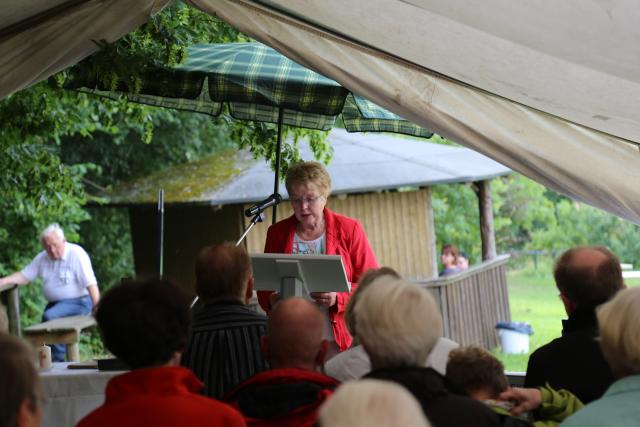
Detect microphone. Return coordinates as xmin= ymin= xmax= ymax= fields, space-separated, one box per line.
xmin=245 ymin=193 xmax=282 ymax=217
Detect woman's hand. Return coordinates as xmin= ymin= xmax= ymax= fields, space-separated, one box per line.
xmin=310 ymin=292 xmax=337 ymax=308
xmin=498 ymin=387 xmax=542 ymax=416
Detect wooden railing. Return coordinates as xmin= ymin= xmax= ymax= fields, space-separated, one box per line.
xmin=413 ymin=254 xmax=511 ymax=349
xmin=0 ymin=285 xmax=21 ymax=336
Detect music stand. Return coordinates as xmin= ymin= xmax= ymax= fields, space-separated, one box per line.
xmin=251 ymin=254 xmax=350 ymax=299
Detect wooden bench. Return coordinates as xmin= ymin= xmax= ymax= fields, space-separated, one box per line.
xmin=23 ymin=315 xmax=96 ymax=361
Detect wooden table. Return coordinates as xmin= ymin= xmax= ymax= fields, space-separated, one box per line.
xmin=24 ymin=315 xmax=96 ymax=361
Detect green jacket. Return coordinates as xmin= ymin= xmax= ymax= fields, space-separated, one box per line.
xmin=486 ymin=384 xmax=584 ymax=427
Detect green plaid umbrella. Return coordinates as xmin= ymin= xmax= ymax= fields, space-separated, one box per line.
xmin=65 ymin=42 xmax=432 ymax=221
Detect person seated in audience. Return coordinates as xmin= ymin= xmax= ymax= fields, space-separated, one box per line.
xmin=318 ymin=379 xmax=432 ymax=427
xmin=456 ymin=251 xmax=470 ymax=270
xmin=502 ymin=286 xmax=640 ymax=426
xmin=357 ymin=276 xmax=501 ymax=427
xmin=0 ymin=333 xmax=43 ymax=427
xmin=182 ymin=243 xmax=269 ymax=399
xmin=224 ymin=298 xmax=339 ymax=427
xmin=524 ymin=246 xmax=623 ymax=403
xmin=439 ymin=244 xmax=461 ymax=276
xmin=76 ymin=278 xmax=246 ymax=427
xmin=325 ymin=267 xmax=458 ymax=381
xmin=446 ymin=346 xmax=582 ymax=426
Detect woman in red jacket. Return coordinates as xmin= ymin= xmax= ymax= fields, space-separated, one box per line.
xmin=259 ymin=161 xmax=379 ymax=358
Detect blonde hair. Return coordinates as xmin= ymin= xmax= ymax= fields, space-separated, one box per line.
xmin=285 ymin=161 xmax=332 ymax=197
xmin=597 ymin=286 xmax=640 ymax=377
xmin=354 ymin=277 xmax=443 ymax=368
xmin=318 ymin=379 xmax=431 ymax=427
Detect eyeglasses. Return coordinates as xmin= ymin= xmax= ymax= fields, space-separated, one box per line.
xmin=290 ymin=195 xmax=324 ymax=205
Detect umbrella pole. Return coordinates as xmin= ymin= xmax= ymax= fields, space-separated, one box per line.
xmin=272 ymin=107 xmax=284 ymax=225
xmin=157 ymin=188 xmax=164 ymax=278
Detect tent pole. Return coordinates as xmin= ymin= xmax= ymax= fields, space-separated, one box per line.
xmin=272 ymin=107 xmax=284 ymax=225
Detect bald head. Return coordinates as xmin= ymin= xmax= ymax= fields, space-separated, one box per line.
xmin=554 ymin=246 xmax=623 ymax=309
xmin=263 ymin=298 xmax=327 ymax=370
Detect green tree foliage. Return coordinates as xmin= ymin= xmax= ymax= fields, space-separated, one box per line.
xmin=433 ymin=172 xmax=640 ymax=269
xmin=1 ymin=3 xmax=330 ymax=308
xmin=432 ymin=183 xmax=481 ymax=263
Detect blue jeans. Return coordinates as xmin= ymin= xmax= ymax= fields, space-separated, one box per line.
xmin=42 ymin=296 xmax=93 ymax=361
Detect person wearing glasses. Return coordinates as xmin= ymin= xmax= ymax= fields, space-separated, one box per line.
xmin=258 ymin=161 xmax=379 ymax=359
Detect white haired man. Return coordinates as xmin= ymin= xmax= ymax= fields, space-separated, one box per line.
xmin=0 ymin=223 xmax=100 ymax=361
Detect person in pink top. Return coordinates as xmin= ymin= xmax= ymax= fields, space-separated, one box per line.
xmin=258 ymin=161 xmax=379 ymax=356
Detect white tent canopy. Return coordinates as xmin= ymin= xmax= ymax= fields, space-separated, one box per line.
xmin=0 ymin=0 xmax=169 ymax=99
xmin=188 ymin=0 xmax=640 ymax=224
xmin=3 ymin=1 xmax=640 ymax=224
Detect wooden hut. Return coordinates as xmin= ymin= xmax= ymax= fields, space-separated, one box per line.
xmin=104 ymin=129 xmax=512 ymax=348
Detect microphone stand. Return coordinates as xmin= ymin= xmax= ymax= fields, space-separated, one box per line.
xmin=190 ymin=211 xmax=265 ymax=308
xmin=236 ymin=211 xmax=265 ymax=247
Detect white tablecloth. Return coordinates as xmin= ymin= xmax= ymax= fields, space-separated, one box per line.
xmin=40 ymin=362 xmax=125 ymax=427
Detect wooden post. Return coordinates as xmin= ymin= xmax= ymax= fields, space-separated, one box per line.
xmin=7 ymin=287 xmax=21 ymax=336
xmin=475 ymin=180 xmax=497 ymax=261
xmin=425 ymin=187 xmax=439 ymax=278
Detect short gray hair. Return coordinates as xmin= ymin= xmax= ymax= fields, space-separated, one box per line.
xmin=598 ymin=286 xmax=640 ymax=377
xmin=354 ymin=277 xmax=443 ymax=368
xmin=40 ymin=223 xmax=65 ymax=244
xmin=318 ymin=379 xmax=431 ymax=427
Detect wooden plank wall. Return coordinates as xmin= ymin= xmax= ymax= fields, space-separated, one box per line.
xmin=243 ymin=188 xmax=437 ymax=280
xmin=417 ymin=255 xmax=511 ymax=349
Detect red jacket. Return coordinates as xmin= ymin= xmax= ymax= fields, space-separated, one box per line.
xmin=258 ymin=208 xmax=379 ymax=351
xmin=224 ymin=368 xmax=340 ymax=427
xmin=76 ymin=366 xmax=246 ymax=427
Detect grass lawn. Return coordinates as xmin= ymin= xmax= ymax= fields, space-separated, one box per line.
xmin=496 ymin=261 xmax=640 ymax=372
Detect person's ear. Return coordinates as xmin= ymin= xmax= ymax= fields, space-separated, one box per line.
xmin=559 ymin=292 xmax=575 ymax=315
xmin=245 ymin=277 xmax=255 ymax=304
xmin=315 ymin=339 xmax=329 ymax=369
xmin=260 ymin=335 xmax=270 ymax=361
xmin=17 ymin=398 xmax=40 ymax=427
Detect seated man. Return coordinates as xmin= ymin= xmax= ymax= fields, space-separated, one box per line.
xmin=503 ymin=287 xmax=640 ymax=426
xmin=446 ymin=346 xmax=582 ymax=426
xmin=0 ymin=223 xmax=100 ymax=361
xmin=357 ymin=276 xmax=501 ymax=427
xmin=224 ymin=298 xmax=340 ymax=427
xmin=0 ymin=332 xmax=44 ymax=427
xmin=77 ymin=278 xmax=246 ymax=427
xmin=182 ymin=243 xmax=269 ymax=399
xmin=524 ymin=246 xmax=622 ymax=403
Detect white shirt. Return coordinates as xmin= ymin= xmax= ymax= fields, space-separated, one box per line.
xmin=324 ymin=338 xmax=460 ymax=381
xmin=292 ymin=233 xmax=336 ymax=342
xmin=21 ymin=242 xmax=97 ymax=302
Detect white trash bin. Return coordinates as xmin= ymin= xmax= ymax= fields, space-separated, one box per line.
xmin=496 ymin=322 xmax=533 ymax=354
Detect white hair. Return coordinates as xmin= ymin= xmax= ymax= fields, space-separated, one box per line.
xmin=40 ymin=223 xmax=65 ymax=244
xmin=598 ymin=286 xmax=640 ymax=377
xmin=354 ymin=277 xmax=443 ymax=368
xmin=318 ymin=379 xmax=431 ymax=427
